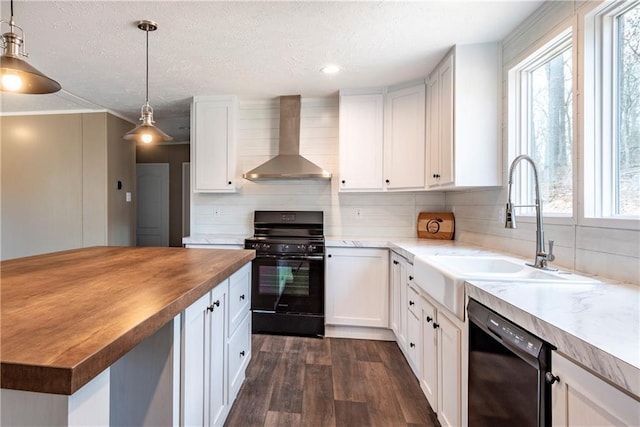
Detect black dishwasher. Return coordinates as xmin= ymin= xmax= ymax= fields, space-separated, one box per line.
xmin=467 ymin=299 xmax=556 ymax=427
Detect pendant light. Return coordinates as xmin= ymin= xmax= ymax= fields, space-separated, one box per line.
xmin=123 ymin=20 xmax=173 ymax=144
xmin=0 ymin=0 xmax=61 ymax=94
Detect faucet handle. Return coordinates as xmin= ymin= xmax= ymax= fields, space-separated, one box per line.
xmin=547 ymin=240 xmax=556 ymax=262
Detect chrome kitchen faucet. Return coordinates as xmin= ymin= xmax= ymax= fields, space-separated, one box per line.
xmin=505 ymin=154 xmax=556 ymax=270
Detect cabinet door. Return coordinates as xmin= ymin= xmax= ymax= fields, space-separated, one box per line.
xmin=325 ymin=248 xmax=389 ymax=327
xmin=192 ymin=96 xmax=237 ymax=193
xmin=427 ymin=75 xmax=440 ymax=187
xmin=181 ymin=292 xmax=210 ymax=427
xmin=406 ymin=287 xmax=421 ymax=377
xmin=209 ymin=283 xmax=228 ymax=427
xmin=228 ymin=311 xmax=251 ymax=403
xmin=421 ymin=297 xmax=438 ymax=411
xmin=437 ymin=311 xmax=462 ymax=427
xmin=390 ymin=254 xmax=402 ymax=339
xmin=228 ymin=263 xmax=251 ymax=337
xmin=437 ymin=53 xmax=454 ymax=186
xmin=398 ymin=259 xmax=408 ymax=348
xmin=551 ymin=352 xmax=640 ymax=427
xmin=338 ymin=92 xmax=384 ymax=191
xmin=384 ymin=84 xmax=426 ymax=190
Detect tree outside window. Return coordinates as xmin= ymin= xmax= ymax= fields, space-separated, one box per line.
xmin=617 ymin=3 xmax=640 ymax=216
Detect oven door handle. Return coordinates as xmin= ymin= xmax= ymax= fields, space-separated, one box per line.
xmin=256 ymin=254 xmax=324 ymax=261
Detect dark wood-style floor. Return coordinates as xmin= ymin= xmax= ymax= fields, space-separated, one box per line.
xmin=225 ymin=334 xmax=441 ymax=427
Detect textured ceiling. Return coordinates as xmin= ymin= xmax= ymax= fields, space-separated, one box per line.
xmin=0 ymin=1 xmax=543 ymax=142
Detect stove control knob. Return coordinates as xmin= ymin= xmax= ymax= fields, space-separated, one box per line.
xmin=308 ymin=245 xmax=316 ymax=252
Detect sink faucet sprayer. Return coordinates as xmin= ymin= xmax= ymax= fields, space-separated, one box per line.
xmin=505 ymin=154 xmax=556 ymax=270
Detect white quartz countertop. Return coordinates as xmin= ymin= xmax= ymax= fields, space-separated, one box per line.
xmin=188 ymin=235 xmax=639 ymax=397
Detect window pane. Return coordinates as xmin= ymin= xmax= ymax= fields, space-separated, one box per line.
xmin=528 ymin=47 xmax=573 ymax=214
xmin=617 ymin=4 xmax=640 ymax=216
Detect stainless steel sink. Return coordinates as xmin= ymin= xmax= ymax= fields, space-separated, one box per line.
xmin=412 ymin=254 xmax=597 ymax=320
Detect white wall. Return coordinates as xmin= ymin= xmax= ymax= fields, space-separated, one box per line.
xmin=446 ymin=1 xmax=640 ymax=285
xmin=1 ymin=112 xmax=136 ymax=260
xmin=191 ymin=98 xmax=445 ymax=238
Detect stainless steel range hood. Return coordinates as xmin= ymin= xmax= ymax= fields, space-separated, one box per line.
xmin=243 ymin=95 xmax=332 ymax=181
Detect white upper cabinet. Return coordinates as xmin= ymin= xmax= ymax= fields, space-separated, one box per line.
xmin=191 ymin=95 xmax=238 ymax=193
xmin=338 ymin=90 xmax=385 ymax=191
xmin=384 ymin=84 xmax=426 ymax=190
xmin=338 ymin=83 xmax=426 ymax=192
xmin=427 ymin=43 xmax=501 ymax=189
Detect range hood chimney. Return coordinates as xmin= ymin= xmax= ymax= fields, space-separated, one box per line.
xmin=243 ymin=95 xmax=332 ymax=181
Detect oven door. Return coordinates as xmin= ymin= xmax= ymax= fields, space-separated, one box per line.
xmin=251 ymin=254 xmax=324 ymax=315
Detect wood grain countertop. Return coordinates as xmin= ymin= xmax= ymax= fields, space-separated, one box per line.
xmin=1 ymin=246 xmax=255 ymax=395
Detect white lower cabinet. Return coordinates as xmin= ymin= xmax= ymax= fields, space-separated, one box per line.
xmin=420 ymin=296 xmax=438 ymax=411
xmin=406 ymin=284 xmax=421 ymax=375
xmin=325 ymin=247 xmax=389 ymax=328
xmin=436 ymin=309 xmax=462 ymax=427
xmin=390 ymin=250 xmax=463 ymax=427
xmin=390 ymin=252 xmax=409 ymax=348
xmin=416 ymin=292 xmax=462 ymax=427
xmin=181 ymin=262 xmax=251 ymax=427
xmin=551 ymin=352 xmax=640 ymax=426
xmin=227 ymin=312 xmax=251 ymax=402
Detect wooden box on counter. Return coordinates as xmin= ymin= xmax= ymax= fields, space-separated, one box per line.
xmin=417 ymin=212 xmax=455 ymax=240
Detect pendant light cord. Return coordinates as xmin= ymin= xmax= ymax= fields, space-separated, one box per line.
xmin=145 ymin=26 xmax=149 ymax=104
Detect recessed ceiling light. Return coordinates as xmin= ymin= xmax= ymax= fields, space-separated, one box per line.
xmin=321 ymin=64 xmax=340 ymax=74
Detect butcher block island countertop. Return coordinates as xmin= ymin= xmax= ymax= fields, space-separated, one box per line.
xmin=1 ymin=246 xmax=255 ymax=395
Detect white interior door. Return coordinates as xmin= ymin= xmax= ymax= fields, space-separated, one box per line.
xmin=136 ymin=163 xmax=169 ymax=246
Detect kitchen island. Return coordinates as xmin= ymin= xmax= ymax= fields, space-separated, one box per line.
xmin=1 ymin=246 xmax=255 ymax=426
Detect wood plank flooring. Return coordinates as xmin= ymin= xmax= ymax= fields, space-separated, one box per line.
xmin=225 ymin=335 xmax=440 ymax=427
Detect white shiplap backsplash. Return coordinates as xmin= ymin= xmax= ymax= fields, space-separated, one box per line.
xmin=191 ymin=97 xmax=446 ymax=239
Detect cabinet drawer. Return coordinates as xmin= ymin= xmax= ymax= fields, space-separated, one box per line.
xmin=408 ymin=284 xmax=420 ymax=317
xmin=228 ymin=311 xmax=251 ymax=401
xmin=228 ymin=263 xmax=251 ymax=337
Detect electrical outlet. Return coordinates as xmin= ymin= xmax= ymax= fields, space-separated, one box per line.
xmin=355 ymin=208 xmax=362 ymax=219
xmin=214 ymin=207 xmax=222 ymax=217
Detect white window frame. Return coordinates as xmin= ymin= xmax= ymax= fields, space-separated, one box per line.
xmin=582 ymin=1 xmax=640 ymax=230
xmin=507 ymin=26 xmax=576 ymax=226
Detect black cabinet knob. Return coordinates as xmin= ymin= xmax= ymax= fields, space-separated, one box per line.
xmin=207 ymin=305 xmax=214 ymax=312
xmin=228 ymin=181 xmax=232 ymax=185
xmin=409 ymin=275 xmax=414 ymax=281
xmin=409 ymin=300 xmax=415 ymax=306
xmin=214 ymin=300 xmax=220 ymax=307
xmin=385 ymin=179 xmax=390 ymax=184
xmin=433 ymin=322 xmax=440 ymax=329
xmin=393 ymin=260 xmax=399 ymax=265
xmin=240 ymin=294 xmax=245 ymax=300
xmin=410 ymin=342 xmax=415 ymax=348
xmin=240 ymin=350 xmax=246 ymax=357
xmin=426 ymin=316 xmax=433 ymax=323
xmin=341 ymin=180 xmax=346 ymax=184
xmin=545 ymin=372 xmax=560 ymax=384
xmin=328 ymin=254 xmax=332 ymax=258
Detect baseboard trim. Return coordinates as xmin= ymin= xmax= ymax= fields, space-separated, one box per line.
xmin=324 ymin=325 xmax=396 ymax=341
